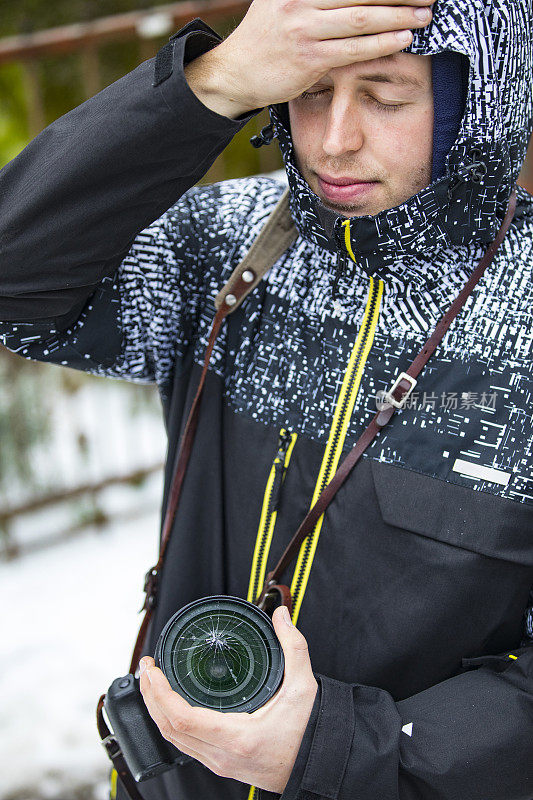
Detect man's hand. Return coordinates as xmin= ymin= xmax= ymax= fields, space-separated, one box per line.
xmin=184 ymin=0 xmax=434 ymax=118
xmin=139 ymin=605 xmax=318 ymax=794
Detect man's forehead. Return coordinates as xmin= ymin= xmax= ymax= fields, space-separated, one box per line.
xmin=326 ymin=53 xmax=431 ymax=90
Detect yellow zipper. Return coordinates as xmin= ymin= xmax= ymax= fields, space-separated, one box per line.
xmin=289 ymin=269 xmax=383 ymax=625
xmin=246 ymin=229 xmax=382 ymax=800
xmin=247 ymin=428 xmax=298 ymax=605
xmin=246 ymin=431 xmax=296 ymax=800
xmin=342 ymin=217 xmax=357 ymax=263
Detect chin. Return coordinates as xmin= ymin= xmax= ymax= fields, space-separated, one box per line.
xmin=319 ymin=197 xmax=379 ymax=218
xmin=322 ymin=201 xmax=372 ymax=217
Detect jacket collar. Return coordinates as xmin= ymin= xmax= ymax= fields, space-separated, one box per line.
xmin=271 ymin=105 xmax=511 ymax=286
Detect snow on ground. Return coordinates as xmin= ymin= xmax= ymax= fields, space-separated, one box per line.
xmin=0 ymin=473 xmax=163 ymax=800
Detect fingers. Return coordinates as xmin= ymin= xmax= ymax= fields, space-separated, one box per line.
xmin=139 ymin=668 xmax=226 ymax=771
xmin=317 ymin=28 xmax=417 ymax=68
xmin=139 ymin=658 xmax=241 ymax=748
xmin=140 ymin=678 xmax=206 ymax=755
xmin=208 ymin=0 xmax=435 ymax=112
xmin=139 ymin=658 xmax=259 ymax=780
xmin=291 ymin=1 xmax=433 ymax=74
xmin=309 ymin=3 xmax=432 ymax=40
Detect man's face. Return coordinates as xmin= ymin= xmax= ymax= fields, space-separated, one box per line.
xmin=288 ymin=54 xmax=434 ymax=217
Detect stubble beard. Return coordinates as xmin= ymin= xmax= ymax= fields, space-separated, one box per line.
xmin=302 ymin=161 xmax=431 ymax=218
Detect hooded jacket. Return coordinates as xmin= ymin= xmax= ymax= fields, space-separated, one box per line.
xmin=0 ymin=1 xmax=532 ymax=800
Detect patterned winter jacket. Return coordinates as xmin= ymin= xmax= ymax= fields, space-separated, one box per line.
xmin=0 ymin=1 xmax=532 ymax=799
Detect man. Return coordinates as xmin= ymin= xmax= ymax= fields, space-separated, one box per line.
xmin=0 ymin=0 xmax=532 ymax=799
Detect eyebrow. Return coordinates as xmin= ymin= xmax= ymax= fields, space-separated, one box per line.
xmin=357 ymin=72 xmax=425 ymax=90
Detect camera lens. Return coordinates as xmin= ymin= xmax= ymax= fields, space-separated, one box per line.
xmin=154 ymin=596 xmax=284 ymax=713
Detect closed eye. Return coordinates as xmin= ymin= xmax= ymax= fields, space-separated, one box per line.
xmin=299 ymin=89 xmax=406 ymax=111
xmin=299 ymin=88 xmax=330 ymax=100
xmin=364 ymin=94 xmax=404 ymax=112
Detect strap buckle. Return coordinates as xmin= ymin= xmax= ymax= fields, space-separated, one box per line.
xmin=101 ymin=734 xmax=122 ymax=760
xmin=383 ymin=372 xmax=417 ymax=409
xmin=141 ymin=566 xmax=159 ymax=611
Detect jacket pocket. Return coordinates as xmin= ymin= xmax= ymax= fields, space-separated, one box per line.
xmin=370 ymin=459 xmax=533 ymax=567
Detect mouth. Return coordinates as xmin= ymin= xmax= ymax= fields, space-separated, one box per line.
xmin=316 ymin=173 xmax=378 ymax=203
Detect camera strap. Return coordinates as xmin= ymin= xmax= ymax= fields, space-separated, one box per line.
xmin=256 ymin=188 xmax=518 ymax=609
xmin=130 ymin=187 xmax=298 ymax=673
xmin=96 ymin=188 xmax=297 ymax=800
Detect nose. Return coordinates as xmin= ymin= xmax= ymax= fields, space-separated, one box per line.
xmin=321 ymin=93 xmax=364 ymax=158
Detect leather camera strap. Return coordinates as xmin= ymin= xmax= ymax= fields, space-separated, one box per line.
xmin=129 ymin=188 xmax=297 ymax=673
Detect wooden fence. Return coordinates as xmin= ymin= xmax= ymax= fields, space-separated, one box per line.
xmin=0 ymin=0 xmax=282 ymax=181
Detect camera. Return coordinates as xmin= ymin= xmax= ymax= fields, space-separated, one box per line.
xmin=103 ymin=595 xmax=285 ymax=782
xmin=104 ymin=673 xmax=188 ymax=781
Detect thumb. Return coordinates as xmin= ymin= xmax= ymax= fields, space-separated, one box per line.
xmin=272 ymin=605 xmax=314 ymax=684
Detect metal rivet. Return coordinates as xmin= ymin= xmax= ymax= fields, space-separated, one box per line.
xmin=225 ymin=293 xmax=237 ymax=307
xmin=242 ymin=269 xmax=255 ymax=284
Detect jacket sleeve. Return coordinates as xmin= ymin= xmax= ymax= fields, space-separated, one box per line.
xmin=279 ymin=596 xmax=533 ymax=800
xmin=0 ymin=19 xmax=260 ymax=385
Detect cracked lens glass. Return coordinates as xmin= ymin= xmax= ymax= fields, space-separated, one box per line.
xmin=173 ymin=612 xmax=269 ymax=707
xmin=156 ymin=598 xmax=284 ymax=712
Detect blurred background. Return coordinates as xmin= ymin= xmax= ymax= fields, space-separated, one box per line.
xmin=0 ymin=3 xmax=531 ymax=799
xmin=0 ymin=4 xmax=282 ymax=800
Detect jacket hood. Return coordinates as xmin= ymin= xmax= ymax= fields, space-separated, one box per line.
xmin=268 ymin=0 xmax=533 ymax=278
